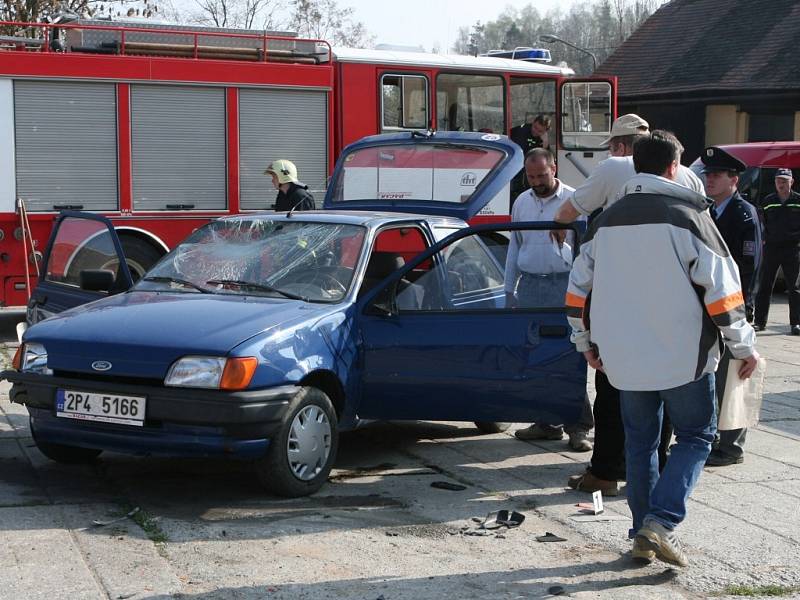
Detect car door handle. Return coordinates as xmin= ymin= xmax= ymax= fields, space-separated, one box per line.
xmin=539 ymin=325 xmax=568 ymax=337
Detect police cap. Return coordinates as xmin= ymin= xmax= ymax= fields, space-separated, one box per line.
xmin=700 ymin=146 xmax=746 ymax=174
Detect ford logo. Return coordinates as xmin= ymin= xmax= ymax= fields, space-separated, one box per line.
xmin=91 ymin=361 xmax=112 ymax=372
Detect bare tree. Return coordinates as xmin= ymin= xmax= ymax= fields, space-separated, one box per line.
xmin=190 ymin=0 xmax=279 ymax=29
xmin=289 ymin=0 xmax=373 ymax=47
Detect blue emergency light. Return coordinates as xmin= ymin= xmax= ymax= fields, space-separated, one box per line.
xmin=483 ymin=47 xmax=552 ymax=63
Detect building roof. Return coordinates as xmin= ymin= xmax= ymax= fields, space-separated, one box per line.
xmin=595 ymin=0 xmax=800 ymax=98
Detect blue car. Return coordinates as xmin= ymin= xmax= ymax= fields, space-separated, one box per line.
xmin=3 ymin=131 xmax=586 ymax=497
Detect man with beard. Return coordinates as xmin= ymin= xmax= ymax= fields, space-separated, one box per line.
xmin=505 ymin=148 xmax=594 ymax=451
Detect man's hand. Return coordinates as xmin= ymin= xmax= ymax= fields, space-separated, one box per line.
xmin=551 ymin=200 xmax=581 ymax=246
xmin=738 ymin=350 xmax=760 ymax=379
xmin=549 ymin=228 xmax=567 ymax=246
xmin=583 ymin=346 xmax=604 ymax=372
xmin=505 ymin=292 xmax=516 ymax=309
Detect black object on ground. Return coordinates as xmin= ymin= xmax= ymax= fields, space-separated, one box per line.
xmin=431 ymin=481 xmax=467 ymax=491
xmin=536 ymin=532 xmax=567 ymax=542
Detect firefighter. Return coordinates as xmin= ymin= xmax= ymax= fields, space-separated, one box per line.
xmin=265 ymin=159 xmax=315 ymax=211
xmin=754 ymin=168 xmax=800 ymax=335
xmin=700 ymin=146 xmax=762 ymax=467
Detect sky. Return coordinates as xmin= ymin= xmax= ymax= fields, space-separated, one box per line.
xmin=341 ymin=0 xmax=564 ymax=53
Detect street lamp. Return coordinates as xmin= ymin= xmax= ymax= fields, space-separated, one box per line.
xmin=538 ymin=34 xmax=598 ymax=73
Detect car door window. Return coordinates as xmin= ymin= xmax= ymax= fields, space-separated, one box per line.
xmin=44 ymin=216 xmax=125 ymax=289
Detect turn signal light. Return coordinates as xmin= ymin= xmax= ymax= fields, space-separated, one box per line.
xmin=220 ymin=357 xmax=258 ymax=391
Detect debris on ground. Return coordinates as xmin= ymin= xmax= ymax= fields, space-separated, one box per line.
xmin=536 ymin=532 xmax=567 ymax=542
xmin=451 ymin=510 xmax=526 ymax=538
xmin=430 ymin=481 xmax=467 ymax=491
xmin=92 ymin=507 xmax=140 ymax=527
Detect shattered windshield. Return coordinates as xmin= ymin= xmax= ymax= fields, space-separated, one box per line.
xmin=136 ymin=219 xmax=367 ymax=302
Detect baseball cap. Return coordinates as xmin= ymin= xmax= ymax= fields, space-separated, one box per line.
xmin=775 ymin=168 xmax=793 ymax=179
xmin=602 ymin=114 xmax=649 ymax=145
xmin=264 ymin=159 xmax=299 ymax=185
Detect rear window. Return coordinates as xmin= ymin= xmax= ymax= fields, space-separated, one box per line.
xmin=329 ymin=143 xmax=506 ymax=205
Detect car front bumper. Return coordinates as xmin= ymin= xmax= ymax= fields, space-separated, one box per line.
xmin=1 ymin=370 xmax=297 ymax=459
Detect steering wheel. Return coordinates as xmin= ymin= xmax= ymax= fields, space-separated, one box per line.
xmin=279 ymin=271 xmax=347 ymax=298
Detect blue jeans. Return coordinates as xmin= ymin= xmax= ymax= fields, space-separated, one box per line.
xmin=515 ymin=272 xmax=569 ymax=309
xmin=620 ymin=373 xmax=716 ymax=537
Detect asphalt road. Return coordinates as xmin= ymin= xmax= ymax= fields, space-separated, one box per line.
xmin=1 ymin=298 xmax=799 ymax=599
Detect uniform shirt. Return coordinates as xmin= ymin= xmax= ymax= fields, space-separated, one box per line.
xmin=714 ymin=195 xmax=733 ymax=219
xmin=504 ymin=180 xmax=581 ymax=293
xmin=569 ymin=156 xmax=705 ymax=216
xmin=711 ymin=191 xmax=761 ymax=307
xmin=761 ymin=190 xmax=800 ymax=244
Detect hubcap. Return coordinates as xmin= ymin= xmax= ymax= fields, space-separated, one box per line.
xmin=287 ymin=405 xmax=332 ymax=481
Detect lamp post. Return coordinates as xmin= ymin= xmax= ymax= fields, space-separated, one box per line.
xmin=538 ymin=34 xmax=598 ymax=73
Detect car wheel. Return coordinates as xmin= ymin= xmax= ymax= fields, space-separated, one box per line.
xmin=254 ymin=386 xmax=338 ymax=497
xmin=31 ymin=420 xmax=102 ymax=464
xmin=474 ymin=421 xmax=511 ymax=434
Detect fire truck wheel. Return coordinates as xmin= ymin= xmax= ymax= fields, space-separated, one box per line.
xmin=118 ymin=236 xmax=163 ymax=281
xmin=254 ymin=386 xmax=339 ymax=497
xmin=474 ymin=421 xmax=511 ymax=434
xmin=31 ymin=418 xmax=103 ymax=464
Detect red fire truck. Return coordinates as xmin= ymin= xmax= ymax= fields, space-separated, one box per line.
xmin=0 ymin=18 xmax=616 ymax=308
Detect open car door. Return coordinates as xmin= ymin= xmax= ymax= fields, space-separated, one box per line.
xmin=26 ymin=212 xmax=133 ymax=326
xmin=354 ymin=221 xmax=587 ymax=426
xmin=558 ymin=77 xmax=616 ymax=187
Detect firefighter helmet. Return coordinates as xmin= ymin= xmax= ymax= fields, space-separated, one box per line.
xmin=264 ymin=159 xmax=299 ymax=184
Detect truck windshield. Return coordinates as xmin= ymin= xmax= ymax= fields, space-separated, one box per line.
xmin=135 ymin=219 xmax=367 ymax=303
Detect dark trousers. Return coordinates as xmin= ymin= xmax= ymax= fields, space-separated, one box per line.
xmin=755 ymin=242 xmax=800 ymax=327
xmin=712 ymin=348 xmax=747 ymax=459
xmin=587 ymin=370 xmax=672 ymax=481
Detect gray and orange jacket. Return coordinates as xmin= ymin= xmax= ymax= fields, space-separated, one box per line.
xmin=566 ymin=173 xmax=756 ymax=392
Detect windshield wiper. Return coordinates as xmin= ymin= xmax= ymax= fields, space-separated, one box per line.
xmin=142 ymin=276 xmax=210 ymax=293
xmin=205 ymin=279 xmax=307 ymax=301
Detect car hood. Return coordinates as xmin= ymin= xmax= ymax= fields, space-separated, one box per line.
xmin=25 ymin=291 xmax=337 ymax=379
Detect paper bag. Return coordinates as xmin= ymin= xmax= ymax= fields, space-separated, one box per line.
xmin=717 ymin=358 xmax=766 ymax=431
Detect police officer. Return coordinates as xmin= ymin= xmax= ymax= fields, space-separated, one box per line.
xmin=265 ymin=159 xmax=315 ymax=211
xmin=701 ymin=146 xmax=762 ymax=467
xmin=510 ymin=114 xmax=551 ymax=200
xmin=754 ymin=168 xmax=800 ymax=335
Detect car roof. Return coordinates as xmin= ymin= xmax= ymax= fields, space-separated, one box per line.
xmin=691 ymin=142 xmax=800 ymax=168
xmin=220 ymin=210 xmax=468 ymax=230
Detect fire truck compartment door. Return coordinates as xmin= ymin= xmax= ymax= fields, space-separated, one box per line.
xmin=28 ymin=212 xmax=133 ymax=324
xmin=323 ymin=131 xmax=522 ymax=221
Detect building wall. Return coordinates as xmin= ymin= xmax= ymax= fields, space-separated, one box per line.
xmin=619 ymin=101 xmax=705 ymax=164
xmin=705 ymin=105 xmax=748 ymax=146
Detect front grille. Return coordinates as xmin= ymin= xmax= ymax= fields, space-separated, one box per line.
xmin=52 ymin=370 xmax=164 ymax=388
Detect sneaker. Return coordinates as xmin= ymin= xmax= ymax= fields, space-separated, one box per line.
xmin=635 ymin=519 xmax=689 ymax=567
xmin=705 ymin=451 xmax=744 ymax=467
xmin=514 ymin=424 xmax=564 ymax=441
xmin=567 ymin=470 xmax=619 ymax=496
xmin=568 ymin=430 xmax=593 ymax=452
xmin=631 ymin=536 xmax=655 ymax=564
xmin=753 ymin=323 xmax=766 ymax=332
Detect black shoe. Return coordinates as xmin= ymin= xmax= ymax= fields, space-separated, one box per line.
xmin=705 ymin=451 xmax=744 ymax=467
xmin=753 ymin=323 xmax=766 ymax=332
xmin=791 ymin=325 xmax=800 ymax=336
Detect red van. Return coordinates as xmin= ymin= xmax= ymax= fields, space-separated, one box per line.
xmin=689 ymin=142 xmax=800 ymax=206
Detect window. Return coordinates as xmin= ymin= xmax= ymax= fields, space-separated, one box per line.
xmin=436 ymin=74 xmax=505 ymax=134
xmin=561 ymin=81 xmax=612 ymax=149
xmin=381 ymin=74 xmax=428 ymax=130
xmin=45 ymin=217 xmax=121 ymax=288
xmin=509 ymin=78 xmax=556 ymax=134
xmin=131 ymin=85 xmax=227 ymax=211
xmin=374 ymin=226 xmax=575 ymax=313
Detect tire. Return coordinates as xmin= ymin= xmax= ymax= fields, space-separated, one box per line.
xmin=474 ymin=421 xmax=511 ymax=434
xmin=31 ymin=419 xmax=102 ymax=464
xmin=118 ymin=236 xmax=163 ymax=282
xmin=254 ymin=387 xmax=339 ymax=497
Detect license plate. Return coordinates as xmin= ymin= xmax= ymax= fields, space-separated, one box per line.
xmin=56 ymin=389 xmax=146 ymax=427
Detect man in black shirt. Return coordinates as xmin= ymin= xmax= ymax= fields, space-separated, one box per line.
xmin=755 ymin=168 xmax=800 ymax=335
xmin=265 ymin=159 xmax=315 ymax=211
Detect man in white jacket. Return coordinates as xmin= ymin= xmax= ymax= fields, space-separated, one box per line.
xmin=566 ymin=131 xmax=759 ymax=568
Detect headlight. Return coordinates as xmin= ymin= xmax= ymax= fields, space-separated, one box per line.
xmin=19 ymin=342 xmax=52 ymax=375
xmin=164 ymin=356 xmax=257 ymax=390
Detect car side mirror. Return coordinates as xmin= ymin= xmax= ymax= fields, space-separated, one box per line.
xmin=80 ymin=269 xmax=116 ymax=292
